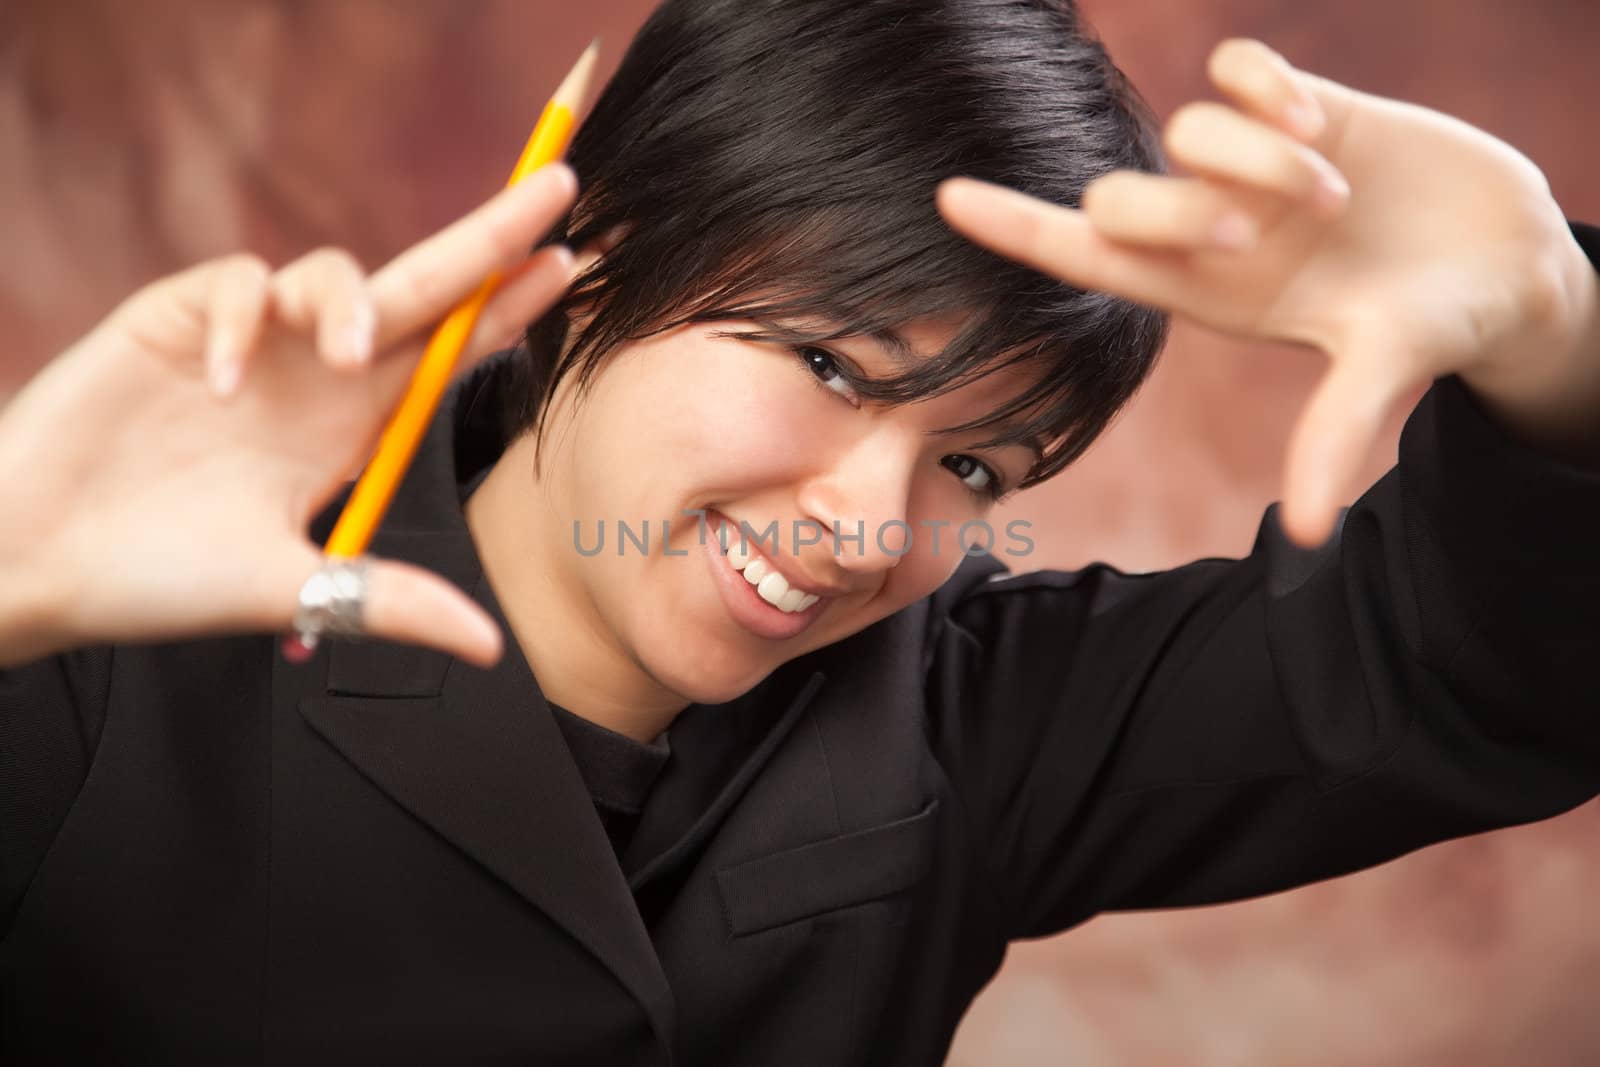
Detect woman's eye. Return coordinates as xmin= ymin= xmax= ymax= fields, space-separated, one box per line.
xmin=941 ymin=454 xmax=1004 ymax=501
xmin=791 ymin=345 xmax=1006 ymax=502
xmin=795 ymin=346 xmax=860 ymax=404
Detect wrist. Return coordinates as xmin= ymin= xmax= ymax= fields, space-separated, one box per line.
xmin=0 ymin=553 xmax=75 ymax=668
xmin=1573 ymin=234 xmax=1600 ymax=396
xmin=1459 ymin=221 xmax=1600 ymax=467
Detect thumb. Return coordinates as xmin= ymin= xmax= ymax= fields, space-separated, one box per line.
xmin=277 ymin=552 xmax=505 ymax=668
xmin=1279 ymin=358 xmax=1408 ymax=548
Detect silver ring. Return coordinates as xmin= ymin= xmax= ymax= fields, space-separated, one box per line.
xmin=292 ymin=555 xmax=373 ymax=647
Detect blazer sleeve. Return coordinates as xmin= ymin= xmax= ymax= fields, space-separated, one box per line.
xmin=0 ymin=646 xmax=113 ymax=929
xmin=925 ymin=222 xmax=1600 ymax=942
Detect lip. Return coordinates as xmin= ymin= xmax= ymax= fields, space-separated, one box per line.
xmin=702 ymin=510 xmax=833 ymax=641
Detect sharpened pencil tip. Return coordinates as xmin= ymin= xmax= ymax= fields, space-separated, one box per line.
xmin=552 ymin=39 xmax=602 ymax=113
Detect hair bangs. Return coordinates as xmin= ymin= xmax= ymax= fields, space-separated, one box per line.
xmin=502 ymin=0 xmax=1172 ymax=490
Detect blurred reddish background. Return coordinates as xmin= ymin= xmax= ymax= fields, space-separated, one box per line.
xmin=4 ymin=2 xmax=1597 ymax=1064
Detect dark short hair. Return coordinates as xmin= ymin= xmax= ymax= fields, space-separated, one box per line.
xmin=501 ymin=0 xmax=1170 ymax=490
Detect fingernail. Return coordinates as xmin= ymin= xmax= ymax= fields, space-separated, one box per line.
xmin=533 ymin=161 xmax=578 ymax=199
xmin=936 ymin=177 xmax=987 ymax=216
xmin=206 ymin=329 xmax=233 ymax=395
xmin=1211 ymin=213 xmax=1258 ymax=251
xmin=343 ymin=302 xmax=376 ymax=365
xmin=209 ymin=357 xmax=240 ymax=397
xmin=565 ymin=246 xmax=598 ymax=282
xmin=280 ymin=633 xmax=317 ymax=664
xmin=1285 ymin=102 xmax=1324 ymax=140
xmin=1315 ymin=168 xmax=1351 ymax=213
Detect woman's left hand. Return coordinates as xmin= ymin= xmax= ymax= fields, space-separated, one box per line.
xmin=938 ymin=38 xmax=1600 ymax=547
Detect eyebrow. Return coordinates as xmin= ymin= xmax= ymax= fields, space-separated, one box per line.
xmin=860 ymin=328 xmax=1048 ymax=463
xmin=937 ymin=425 xmax=1048 ymax=464
xmin=867 ymin=327 xmax=919 ymax=371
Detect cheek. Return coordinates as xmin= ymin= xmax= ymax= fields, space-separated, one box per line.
xmin=890 ymin=539 xmax=967 ymax=600
xmin=597 ymin=352 xmax=823 ymax=493
xmin=806 ymin=539 xmax=965 ymax=651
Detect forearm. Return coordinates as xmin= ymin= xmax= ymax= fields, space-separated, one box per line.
xmin=1459 ymin=222 xmax=1600 ymax=469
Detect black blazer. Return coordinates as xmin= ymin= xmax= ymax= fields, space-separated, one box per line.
xmin=3 ymin=226 xmax=1599 ymax=1066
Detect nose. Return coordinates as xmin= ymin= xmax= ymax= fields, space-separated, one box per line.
xmin=795 ymin=427 xmax=919 ymax=574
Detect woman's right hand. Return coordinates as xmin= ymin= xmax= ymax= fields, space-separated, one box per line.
xmin=0 ymin=164 xmax=579 ymax=669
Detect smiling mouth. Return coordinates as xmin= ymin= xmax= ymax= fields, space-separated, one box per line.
xmin=722 ymin=536 xmax=823 ymax=614
xmin=707 ymin=513 xmax=832 ymax=614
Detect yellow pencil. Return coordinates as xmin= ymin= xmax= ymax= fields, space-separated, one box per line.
xmin=281 ymin=40 xmax=598 ymax=661
xmin=324 ymin=39 xmax=599 ymax=561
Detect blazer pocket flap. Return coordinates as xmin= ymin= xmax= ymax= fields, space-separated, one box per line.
xmin=716 ymin=798 xmax=940 ymax=937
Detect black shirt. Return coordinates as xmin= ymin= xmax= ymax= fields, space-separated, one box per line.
xmin=6 ymin=243 xmax=1600 ymax=1062
xmin=545 ymin=702 xmax=671 ymax=861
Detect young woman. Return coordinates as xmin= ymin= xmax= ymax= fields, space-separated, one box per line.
xmin=2 ymin=0 xmax=1597 ymax=1063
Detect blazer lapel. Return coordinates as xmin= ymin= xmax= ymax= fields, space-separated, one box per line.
xmin=299 ymin=551 xmax=676 ymax=1056
xmin=623 ymin=667 xmax=826 ymax=891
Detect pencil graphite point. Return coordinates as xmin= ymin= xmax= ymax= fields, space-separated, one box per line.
xmin=312 ymin=32 xmax=599 ymax=578
xmin=554 ymin=39 xmax=602 ymax=114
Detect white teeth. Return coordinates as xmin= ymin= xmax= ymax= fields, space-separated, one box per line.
xmin=720 ymin=520 xmax=824 ymax=614
xmin=756 ymin=571 xmax=790 ymax=609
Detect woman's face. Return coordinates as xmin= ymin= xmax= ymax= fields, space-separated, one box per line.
xmin=525 ymin=316 xmax=1043 ymax=706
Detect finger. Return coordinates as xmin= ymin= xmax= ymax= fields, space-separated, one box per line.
xmin=461 ymin=244 xmax=577 ymax=366
xmin=105 ymin=254 xmax=270 ymax=391
xmin=571 ymin=222 xmax=632 ymax=285
xmin=203 ymin=255 xmax=273 ymax=397
xmin=274 ymin=550 xmax=504 ymax=668
xmin=1207 ymin=38 xmax=1326 ymax=143
xmin=270 ymin=248 xmax=377 ymax=371
xmin=1279 ymin=359 xmax=1408 ymax=548
xmin=1165 ymin=101 xmax=1350 ymax=218
xmin=937 ymin=178 xmax=1198 ymax=310
xmin=367 ymin=163 xmax=579 ymax=349
xmin=107 ymin=254 xmax=250 ymax=341
xmin=1082 ymin=170 xmax=1263 ymax=252
xmin=358 ymin=558 xmax=504 ymax=667
xmin=359 ymin=244 xmax=577 ymax=403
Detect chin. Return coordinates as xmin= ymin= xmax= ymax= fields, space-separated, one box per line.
xmin=642 ymin=628 xmax=776 ymax=707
